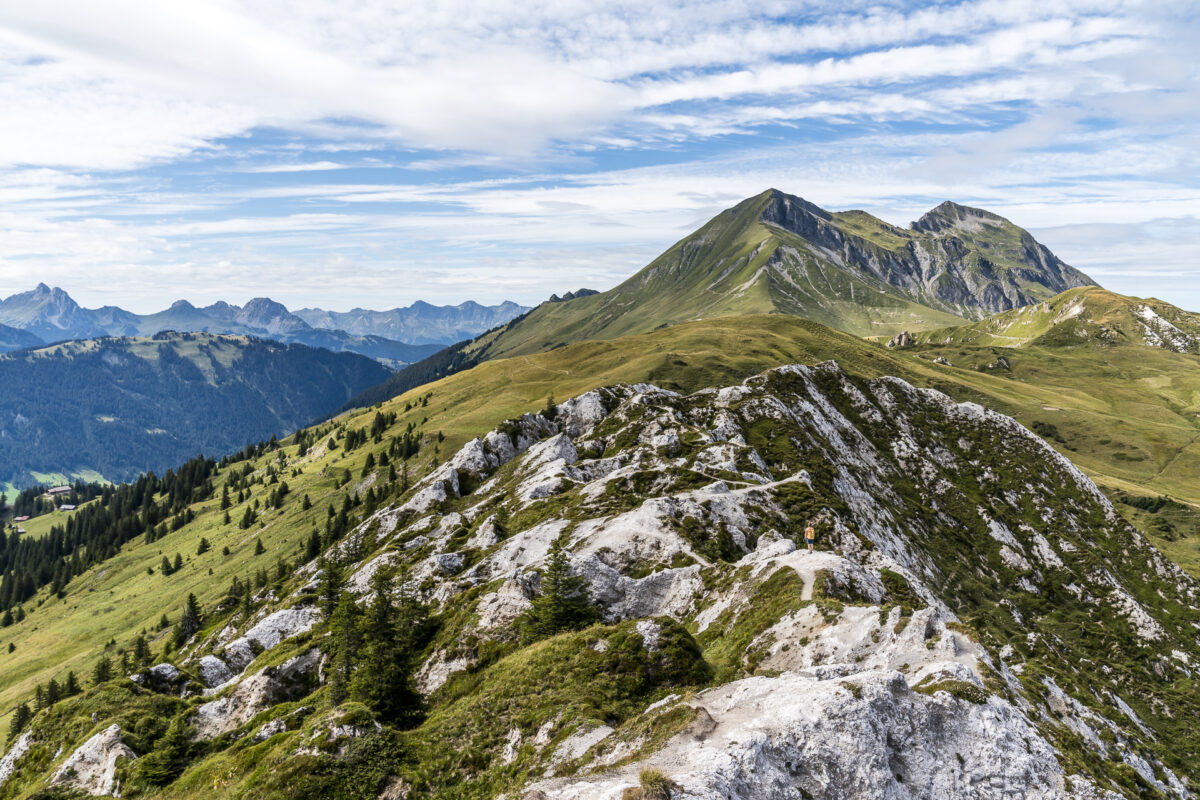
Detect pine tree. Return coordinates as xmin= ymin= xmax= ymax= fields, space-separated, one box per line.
xmin=518 ymin=538 xmax=597 ymax=644
xmin=317 ymin=557 xmax=343 ymax=620
xmin=223 ymin=510 xmax=232 ymax=525
xmin=45 ymin=678 xmax=60 ymax=706
xmin=158 ymin=613 xmax=170 ymax=630
xmin=220 ymin=484 xmax=231 ymax=510
xmin=64 ymin=671 xmax=80 ymax=696
xmin=254 ymin=538 xmax=266 ymax=555
xmin=356 ymin=569 xmax=428 ymax=724
xmin=1 ymin=609 xmax=11 ymax=627
xmin=33 ymin=685 xmax=45 ymax=710
xmin=301 ymin=493 xmax=312 ymax=511
xmin=133 ymin=716 xmax=193 ymax=786
xmin=174 ymin=594 xmax=201 ymax=647
xmin=173 ymin=553 xmax=183 ymax=572
xmin=222 ymin=545 xmax=231 ymax=556
xmin=305 ymin=529 xmax=321 ymax=562
xmin=133 ymin=634 xmax=151 ymax=667
xmin=161 ymin=555 xmax=173 ymax=576
xmin=196 ymin=537 xmax=210 ymax=555
xmin=8 ymin=703 xmax=30 ymax=740
xmin=93 ymin=656 xmax=113 ymax=685
xmin=326 ymin=591 xmax=361 ymax=704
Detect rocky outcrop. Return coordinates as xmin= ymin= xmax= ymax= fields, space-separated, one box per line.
xmin=50 ymin=724 xmax=135 ymax=797
xmin=0 ymin=732 xmax=31 ymax=789
xmin=885 ymin=330 xmax=914 ymax=348
xmin=193 ymin=649 xmax=321 ymax=738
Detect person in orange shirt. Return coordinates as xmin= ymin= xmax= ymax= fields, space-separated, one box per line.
xmin=804 ymin=521 xmax=816 ymax=553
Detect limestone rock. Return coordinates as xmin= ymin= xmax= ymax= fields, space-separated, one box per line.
xmin=193 ymin=649 xmax=320 ymax=738
xmin=50 ymin=724 xmax=135 ymax=797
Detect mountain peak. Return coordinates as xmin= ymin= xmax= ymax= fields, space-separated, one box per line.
xmin=910 ymin=201 xmax=1012 ymax=234
xmin=169 ymin=299 xmax=196 ymax=311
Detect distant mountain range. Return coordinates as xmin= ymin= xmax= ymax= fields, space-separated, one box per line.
xmin=293 ymin=299 xmax=529 ymax=346
xmin=0 ymin=331 xmax=391 ymax=487
xmin=349 ymin=189 xmax=1097 ymax=406
xmin=0 ymin=285 xmax=530 ymax=365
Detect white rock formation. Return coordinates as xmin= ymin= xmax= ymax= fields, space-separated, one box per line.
xmin=193 ymin=649 xmax=320 ymax=738
xmin=50 ymin=724 xmax=135 ymax=797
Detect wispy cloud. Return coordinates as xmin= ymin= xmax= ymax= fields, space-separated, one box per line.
xmin=0 ymin=0 xmax=1196 ymax=311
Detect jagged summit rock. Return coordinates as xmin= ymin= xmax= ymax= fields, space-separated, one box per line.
xmin=886 ymin=330 xmax=914 ymax=348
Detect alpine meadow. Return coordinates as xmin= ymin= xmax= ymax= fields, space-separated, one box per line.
xmin=1 ymin=3 xmax=1199 ymax=800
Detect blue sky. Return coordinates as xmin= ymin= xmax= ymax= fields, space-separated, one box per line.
xmin=0 ymin=0 xmax=1197 ymax=312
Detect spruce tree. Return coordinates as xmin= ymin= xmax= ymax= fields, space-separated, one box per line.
xmin=160 ymin=555 xmax=173 ymax=576
xmin=349 ymin=569 xmax=423 ymax=723
xmin=220 ymin=485 xmax=231 ymax=510
xmin=254 ymin=538 xmax=266 ymax=556
xmin=317 ymin=557 xmax=343 ymax=620
xmin=196 ymin=537 xmax=210 ymax=555
xmin=133 ymin=716 xmax=193 ymax=786
xmin=64 ymin=671 xmax=80 ymax=696
xmin=326 ymin=591 xmax=361 ymax=704
xmin=8 ymin=703 xmax=30 ymax=740
xmin=45 ymin=679 xmax=60 ymax=706
xmin=305 ymin=530 xmax=321 ymax=562
xmin=518 ymin=538 xmax=597 ymax=644
xmin=174 ymin=594 xmax=201 ymax=647
xmin=173 ymin=553 xmax=183 ymax=572
xmin=223 ymin=510 xmax=231 ymax=526
xmin=133 ymin=634 xmax=151 ymax=667
xmin=93 ymin=656 xmax=113 ymax=685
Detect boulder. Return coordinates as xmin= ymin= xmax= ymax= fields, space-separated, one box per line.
xmin=197 ymin=655 xmax=234 ymax=688
xmin=193 ymin=649 xmax=321 ymax=738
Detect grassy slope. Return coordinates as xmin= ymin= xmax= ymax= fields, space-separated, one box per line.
xmin=6 ymin=313 xmax=1200 ymax=740
xmin=915 ymin=286 xmax=1200 ymax=350
xmin=463 ymin=192 xmax=965 ymax=362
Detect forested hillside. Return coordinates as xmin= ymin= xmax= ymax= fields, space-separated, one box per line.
xmin=0 ymin=332 xmax=391 ymax=488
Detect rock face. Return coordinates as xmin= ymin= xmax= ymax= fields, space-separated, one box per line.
xmin=0 ymin=732 xmax=31 ymax=789
xmin=378 ymin=363 xmax=1197 ymax=797
xmin=50 ymin=724 xmax=135 ymax=797
xmin=193 ymin=649 xmax=321 ymax=738
xmin=886 ymin=330 xmax=913 ymax=348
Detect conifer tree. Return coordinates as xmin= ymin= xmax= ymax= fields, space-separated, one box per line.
xmin=254 ymin=538 xmax=265 ymax=556
xmin=326 ymin=591 xmax=361 ymax=704
xmin=45 ymin=679 xmax=60 ymax=706
xmin=8 ymin=703 xmax=30 ymax=740
xmin=160 ymin=555 xmax=173 ymax=576
xmin=174 ymin=593 xmax=201 ymax=647
xmin=196 ymin=537 xmax=210 ymax=555
xmin=134 ymin=716 xmax=193 ymax=786
xmin=64 ymin=671 xmax=80 ymax=696
xmin=172 ymin=553 xmax=183 ymax=572
xmin=317 ymin=557 xmax=343 ymax=620
xmin=305 ymin=529 xmax=321 ymax=562
xmin=223 ymin=510 xmax=231 ymax=526
xmin=518 ymin=538 xmax=597 ymax=644
xmin=348 ymin=569 xmax=423 ymax=723
xmin=93 ymin=656 xmax=112 ymax=685
xmin=33 ymin=685 xmax=45 ymax=710
xmin=220 ymin=485 xmax=231 ymax=510
xmin=133 ymin=634 xmax=151 ymax=667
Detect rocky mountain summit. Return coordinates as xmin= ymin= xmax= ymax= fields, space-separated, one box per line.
xmin=3 ymin=361 xmax=1194 ymax=798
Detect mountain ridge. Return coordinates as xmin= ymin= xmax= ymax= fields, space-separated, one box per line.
xmin=350 ymin=189 xmax=1095 ymax=408
xmin=0 ymin=286 xmax=528 ymax=361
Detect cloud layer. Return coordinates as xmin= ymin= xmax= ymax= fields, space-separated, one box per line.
xmin=0 ymin=0 xmax=1197 ymax=311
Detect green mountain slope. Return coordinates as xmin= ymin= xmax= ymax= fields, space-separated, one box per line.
xmin=349 ymin=189 xmax=1093 ymax=410
xmin=916 ymin=286 xmax=1200 ymax=351
xmin=0 ymin=336 xmax=1198 ymax=797
xmin=0 ymin=332 xmax=391 ymax=487
xmin=465 ymin=188 xmax=1091 ymax=357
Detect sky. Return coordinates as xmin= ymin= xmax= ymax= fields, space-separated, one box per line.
xmin=0 ymin=0 xmax=1197 ymax=313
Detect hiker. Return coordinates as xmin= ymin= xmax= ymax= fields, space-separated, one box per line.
xmin=804 ymin=521 xmax=816 ymax=553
